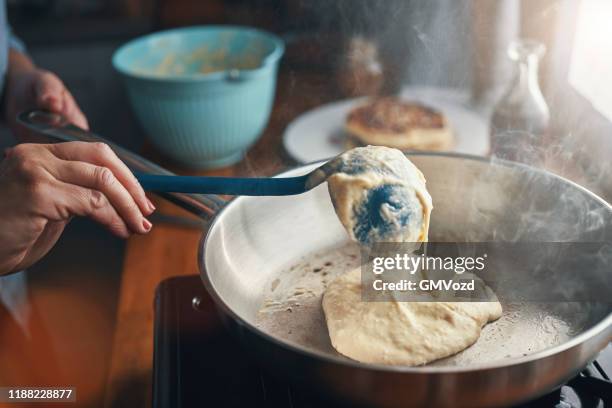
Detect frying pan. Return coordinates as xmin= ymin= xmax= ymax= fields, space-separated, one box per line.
xmin=19 ymin=110 xmax=612 ymax=407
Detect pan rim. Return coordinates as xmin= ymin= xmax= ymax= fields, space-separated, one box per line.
xmin=200 ymin=151 xmax=612 ymax=373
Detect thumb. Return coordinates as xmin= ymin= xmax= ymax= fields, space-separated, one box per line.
xmin=34 ymin=71 xmax=65 ymax=113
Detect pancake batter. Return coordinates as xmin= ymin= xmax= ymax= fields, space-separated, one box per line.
xmin=308 ymin=146 xmax=432 ymax=246
xmin=312 ymin=146 xmax=502 ymax=366
xmin=322 ymin=267 xmax=502 ymax=365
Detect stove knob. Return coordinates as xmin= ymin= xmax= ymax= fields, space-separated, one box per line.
xmin=192 ymin=296 xmax=202 ymax=311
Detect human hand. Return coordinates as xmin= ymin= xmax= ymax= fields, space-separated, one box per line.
xmin=4 ymin=51 xmax=88 ymax=140
xmin=0 ymin=142 xmax=155 ymax=276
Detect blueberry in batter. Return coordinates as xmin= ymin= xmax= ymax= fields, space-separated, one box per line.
xmin=308 ymin=146 xmax=432 ymax=245
xmin=353 ymin=184 xmax=424 ymax=245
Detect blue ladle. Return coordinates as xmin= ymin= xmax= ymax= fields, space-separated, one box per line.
xmin=135 ymin=172 xmax=323 ymax=196
xmin=16 ymin=109 xmax=336 ymax=196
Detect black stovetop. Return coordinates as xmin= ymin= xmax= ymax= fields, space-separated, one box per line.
xmin=152 ymin=275 xmax=611 ymax=408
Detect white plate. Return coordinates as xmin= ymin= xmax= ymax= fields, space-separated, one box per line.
xmin=283 ymin=87 xmax=489 ymax=163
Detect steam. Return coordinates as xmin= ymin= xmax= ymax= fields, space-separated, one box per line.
xmin=279 ymin=1 xmax=612 ymax=212
xmin=241 ymin=147 xmax=283 ymax=177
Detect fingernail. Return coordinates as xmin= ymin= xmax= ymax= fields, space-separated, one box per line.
xmin=146 ymin=197 xmax=156 ymax=212
xmin=142 ymin=218 xmax=152 ymax=232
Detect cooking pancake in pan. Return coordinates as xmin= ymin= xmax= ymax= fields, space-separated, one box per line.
xmin=322 ymin=267 xmax=502 ymax=366
xmin=315 ymin=145 xmax=502 ymax=366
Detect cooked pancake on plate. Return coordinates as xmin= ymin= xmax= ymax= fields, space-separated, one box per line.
xmin=345 ymin=97 xmax=453 ymax=151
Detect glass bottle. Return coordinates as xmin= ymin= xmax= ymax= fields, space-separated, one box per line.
xmin=489 ymin=39 xmax=550 ymax=166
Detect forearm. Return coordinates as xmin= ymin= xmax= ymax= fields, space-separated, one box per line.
xmin=3 ymin=49 xmax=36 ymax=126
xmin=7 ymin=48 xmax=35 ymax=80
xmin=3 ymin=48 xmax=89 ymax=136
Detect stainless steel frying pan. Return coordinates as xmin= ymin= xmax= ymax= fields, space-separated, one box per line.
xmin=19 ymin=110 xmax=612 ymax=408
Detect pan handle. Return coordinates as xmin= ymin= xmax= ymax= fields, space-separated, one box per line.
xmin=16 ymin=109 xmax=225 ymax=221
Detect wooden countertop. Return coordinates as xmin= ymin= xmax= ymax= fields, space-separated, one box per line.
xmin=103 ymin=69 xmax=339 ymax=407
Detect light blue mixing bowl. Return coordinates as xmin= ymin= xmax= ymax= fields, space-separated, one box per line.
xmin=112 ymin=26 xmax=284 ymax=169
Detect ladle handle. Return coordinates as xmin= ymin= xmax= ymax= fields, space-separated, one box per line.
xmin=16 ymin=109 xmax=225 ymax=221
